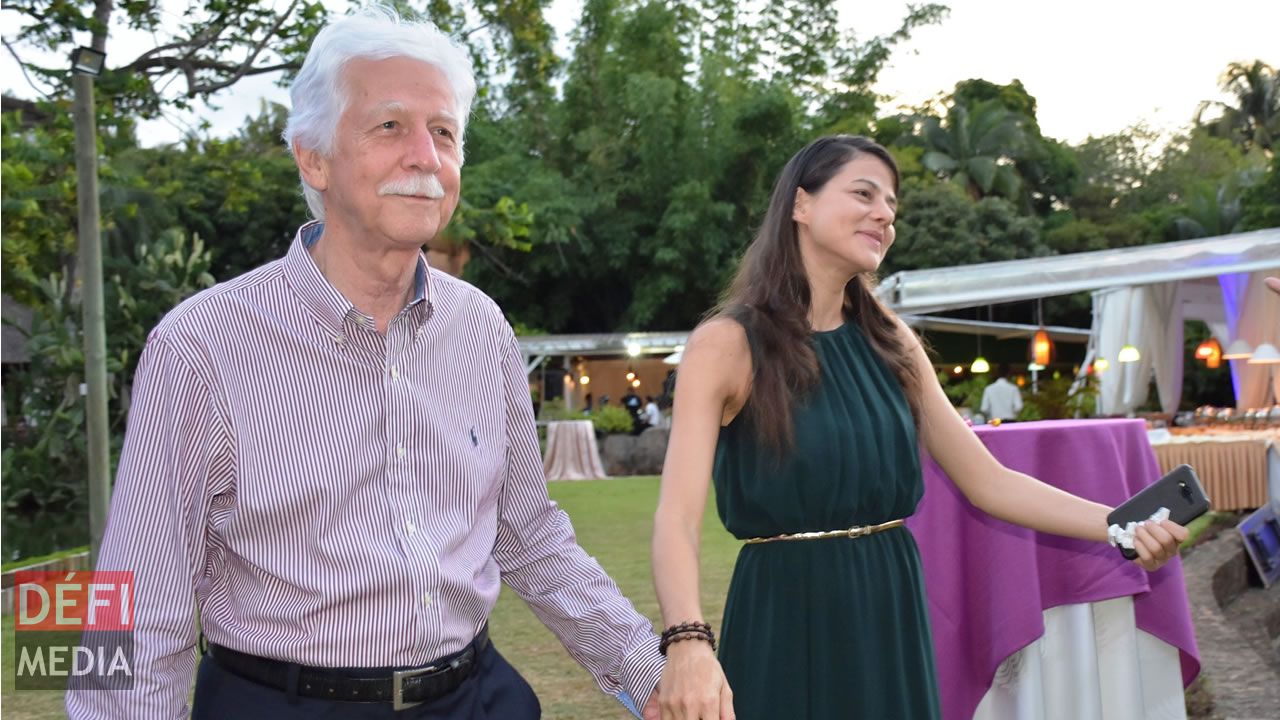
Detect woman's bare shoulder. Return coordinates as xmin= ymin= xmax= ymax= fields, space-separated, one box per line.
xmin=689 ymin=316 xmax=750 ymax=352
xmin=680 ymin=316 xmax=753 ymax=421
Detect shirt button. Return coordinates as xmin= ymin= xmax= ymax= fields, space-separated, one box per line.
xmin=422 ymin=592 xmax=432 ymax=608
xmin=333 ymin=335 xmax=345 ymax=345
xmin=405 ymin=520 xmax=416 ymax=535
xmin=396 ymin=443 xmax=406 ymax=459
xmin=390 ymin=366 xmax=400 ymax=379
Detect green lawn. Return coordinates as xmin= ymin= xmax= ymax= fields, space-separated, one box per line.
xmin=2 ymin=476 xmax=739 ymax=719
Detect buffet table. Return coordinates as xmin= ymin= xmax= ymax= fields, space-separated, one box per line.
xmin=907 ymin=419 xmax=1200 ymax=720
xmin=1148 ymin=429 xmax=1279 ymax=511
xmin=542 ymin=420 xmax=608 ymax=481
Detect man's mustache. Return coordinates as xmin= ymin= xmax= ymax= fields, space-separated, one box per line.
xmin=377 ymin=175 xmax=446 ymax=199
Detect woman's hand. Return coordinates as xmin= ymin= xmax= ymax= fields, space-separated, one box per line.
xmin=657 ymin=641 xmax=735 ymax=720
xmin=1130 ymin=519 xmax=1189 ymax=571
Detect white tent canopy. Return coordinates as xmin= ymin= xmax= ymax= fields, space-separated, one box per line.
xmin=877 ymin=229 xmax=1280 ymax=315
xmin=877 ymin=230 xmax=1280 ymax=413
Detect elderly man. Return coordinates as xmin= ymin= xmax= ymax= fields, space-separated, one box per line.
xmin=66 ymin=7 xmax=661 ymax=719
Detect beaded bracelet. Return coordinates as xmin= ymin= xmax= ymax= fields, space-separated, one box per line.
xmin=659 ymin=621 xmax=716 ymax=655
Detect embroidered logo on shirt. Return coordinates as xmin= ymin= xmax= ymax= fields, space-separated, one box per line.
xmin=470 ymin=427 xmax=479 ymax=447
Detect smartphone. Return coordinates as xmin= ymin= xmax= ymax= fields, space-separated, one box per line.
xmin=1106 ymin=464 xmax=1211 ymax=560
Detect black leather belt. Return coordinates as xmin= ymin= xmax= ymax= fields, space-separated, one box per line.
xmin=207 ymin=625 xmax=490 ymax=710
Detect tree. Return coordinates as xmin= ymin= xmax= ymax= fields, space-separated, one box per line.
xmin=2 ymin=106 xmax=80 ymax=305
xmin=467 ymin=0 xmax=562 ymax=158
xmin=1195 ymin=60 xmax=1279 ymax=154
xmin=881 ymin=179 xmax=1046 ymax=275
xmin=940 ymin=79 xmax=1080 ymax=213
xmin=1240 ymin=153 xmax=1280 ymax=231
xmin=1068 ymin=125 xmax=1163 ymax=224
xmin=809 ymin=3 xmax=949 ymax=134
xmin=758 ymin=0 xmax=841 ymax=103
xmin=1133 ymin=129 xmax=1260 ymax=209
xmin=1172 ymin=183 xmax=1247 ymax=239
xmin=4 ymin=0 xmax=327 ymax=121
xmin=462 ymin=0 xmax=950 ymax=332
xmin=3 ymin=228 xmax=215 ymax=558
xmin=921 ymin=100 xmax=1027 ymax=201
xmin=1 ymin=99 xmax=149 ymax=303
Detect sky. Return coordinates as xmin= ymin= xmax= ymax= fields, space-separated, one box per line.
xmin=1 ymin=0 xmax=1277 ymax=147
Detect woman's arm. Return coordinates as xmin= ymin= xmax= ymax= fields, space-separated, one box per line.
xmin=652 ymin=318 xmax=749 ymax=720
xmin=900 ymin=322 xmax=1186 ymax=570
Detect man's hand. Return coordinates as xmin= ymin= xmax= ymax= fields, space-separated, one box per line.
xmin=1266 ymin=276 xmax=1280 ymax=295
xmin=656 ymin=641 xmax=734 ymax=720
xmin=642 ymin=685 xmax=661 ymax=720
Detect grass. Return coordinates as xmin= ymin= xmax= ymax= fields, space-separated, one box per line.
xmin=1180 ymin=511 xmax=1240 ymax=551
xmin=1 ymin=476 xmax=739 ymax=719
xmin=1 ymin=546 xmax=89 ymax=573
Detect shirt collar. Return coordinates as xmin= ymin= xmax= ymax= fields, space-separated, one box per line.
xmin=283 ymin=221 xmax=433 ymax=335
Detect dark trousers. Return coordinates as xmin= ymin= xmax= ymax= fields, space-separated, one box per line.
xmin=192 ymin=643 xmax=541 ymax=719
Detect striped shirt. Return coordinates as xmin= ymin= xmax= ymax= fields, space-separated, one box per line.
xmin=66 ymin=222 xmax=663 ymax=718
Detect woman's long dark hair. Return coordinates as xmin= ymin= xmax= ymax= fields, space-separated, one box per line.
xmin=716 ymin=135 xmax=924 ymax=451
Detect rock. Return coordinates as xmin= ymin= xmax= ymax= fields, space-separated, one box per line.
xmin=631 ymin=427 xmax=669 ymax=475
xmin=601 ymin=434 xmax=636 ymax=476
xmin=599 ymin=428 xmax=670 ymax=476
xmin=1182 ymin=530 xmax=1280 ymax=719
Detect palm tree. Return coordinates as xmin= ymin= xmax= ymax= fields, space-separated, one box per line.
xmin=921 ymin=100 xmax=1026 ymax=200
xmin=1195 ymin=60 xmax=1279 ymax=154
xmin=1173 ymin=183 xmax=1246 ymax=239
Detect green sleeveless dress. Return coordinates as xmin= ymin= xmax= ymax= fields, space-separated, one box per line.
xmin=713 ymin=322 xmax=941 ymax=719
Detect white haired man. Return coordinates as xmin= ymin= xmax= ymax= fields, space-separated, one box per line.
xmin=65 ymin=7 xmax=662 ymax=719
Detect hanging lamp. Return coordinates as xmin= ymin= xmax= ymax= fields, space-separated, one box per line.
xmin=1195 ymin=338 xmax=1222 ymax=369
xmin=1222 ymin=339 xmax=1253 ymax=360
xmin=970 ymin=307 xmax=990 ymax=373
xmin=1027 ymin=299 xmax=1055 ymax=367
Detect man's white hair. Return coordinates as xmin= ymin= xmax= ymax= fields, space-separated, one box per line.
xmin=283 ymin=4 xmax=476 ymax=220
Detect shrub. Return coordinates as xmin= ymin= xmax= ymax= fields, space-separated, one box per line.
xmin=2 ymin=230 xmax=214 ymax=560
xmin=539 ymin=397 xmax=587 ymax=422
xmin=591 ymin=404 xmax=635 ymax=435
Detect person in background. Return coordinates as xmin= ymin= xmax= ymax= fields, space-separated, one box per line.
xmin=622 ymin=388 xmax=644 ymax=434
xmin=643 ymin=396 xmax=663 ymax=429
xmin=980 ymin=364 xmax=1023 ymax=422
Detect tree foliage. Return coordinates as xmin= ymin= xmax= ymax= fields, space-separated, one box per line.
xmin=4 ymin=0 xmax=328 ymax=121
xmin=921 ymin=100 xmax=1027 ymax=201
xmin=2 ymin=0 xmax=1278 ymax=557
xmin=882 ymin=180 xmax=1047 ymax=274
xmin=1195 ymin=60 xmax=1280 ymax=154
xmin=466 ymin=0 xmax=947 ymax=332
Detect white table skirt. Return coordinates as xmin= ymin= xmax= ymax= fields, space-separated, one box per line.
xmin=543 ymin=420 xmax=608 ymax=481
xmin=973 ymin=597 xmax=1186 ymax=720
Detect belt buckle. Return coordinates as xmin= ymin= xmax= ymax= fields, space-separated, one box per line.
xmin=392 ymin=664 xmax=437 ymax=711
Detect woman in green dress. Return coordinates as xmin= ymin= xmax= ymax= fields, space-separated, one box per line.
xmin=650 ymin=135 xmax=1187 ymax=720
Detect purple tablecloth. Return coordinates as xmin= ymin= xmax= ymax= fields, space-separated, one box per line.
xmin=906 ymin=418 xmax=1200 ymax=720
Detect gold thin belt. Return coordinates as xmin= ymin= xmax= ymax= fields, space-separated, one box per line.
xmin=743 ymin=519 xmax=905 ymax=545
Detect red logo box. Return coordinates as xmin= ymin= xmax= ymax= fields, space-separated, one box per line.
xmin=14 ymin=571 xmax=134 ymax=632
